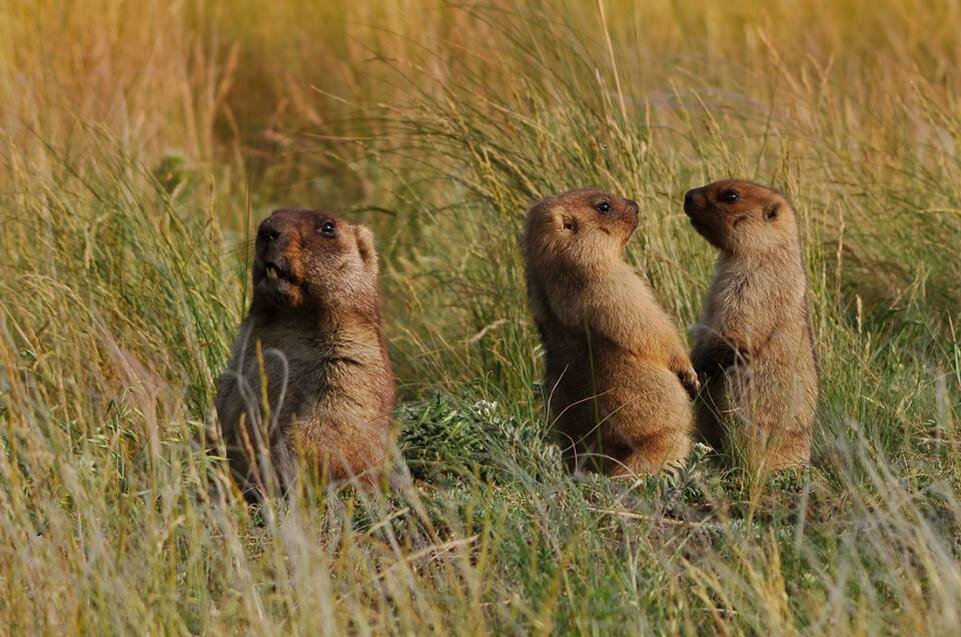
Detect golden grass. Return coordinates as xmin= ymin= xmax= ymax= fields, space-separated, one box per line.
xmin=1 ymin=0 xmax=960 ymax=634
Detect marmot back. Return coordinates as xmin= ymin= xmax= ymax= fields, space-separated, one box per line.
xmin=684 ymin=180 xmax=818 ymax=471
xmin=214 ymin=209 xmax=395 ymax=500
xmin=523 ymin=189 xmax=697 ymax=476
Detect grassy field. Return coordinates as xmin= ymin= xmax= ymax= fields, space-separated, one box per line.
xmin=1 ymin=0 xmax=960 ymax=633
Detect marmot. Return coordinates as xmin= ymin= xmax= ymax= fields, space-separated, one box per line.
xmin=684 ymin=180 xmax=818 ymax=471
xmin=523 ymin=189 xmax=698 ymax=476
xmin=215 ymin=209 xmax=395 ymax=499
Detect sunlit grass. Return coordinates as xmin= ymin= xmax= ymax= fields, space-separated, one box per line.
xmin=1 ymin=0 xmax=960 ymax=634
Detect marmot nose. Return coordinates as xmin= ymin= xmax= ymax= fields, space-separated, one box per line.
xmin=625 ymin=198 xmax=639 ymax=214
xmin=683 ymin=189 xmax=700 ymax=215
xmin=258 ymin=220 xmax=281 ymax=243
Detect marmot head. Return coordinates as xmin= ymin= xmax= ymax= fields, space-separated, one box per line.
xmin=524 ymin=189 xmax=640 ymax=273
xmin=251 ymin=209 xmax=378 ymax=314
xmin=683 ymin=180 xmax=797 ymax=254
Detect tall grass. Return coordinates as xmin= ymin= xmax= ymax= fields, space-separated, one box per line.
xmin=1 ymin=0 xmax=960 ymax=634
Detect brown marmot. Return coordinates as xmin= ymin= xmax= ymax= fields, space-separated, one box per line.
xmin=523 ymin=189 xmax=698 ymax=476
xmin=214 ymin=209 xmax=395 ymax=499
xmin=684 ymin=180 xmax=818 ymax=471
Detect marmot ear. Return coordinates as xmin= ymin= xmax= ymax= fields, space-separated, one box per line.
xmin=765 ymin=203 xmax=780 ymax=221
xmin=554 ymin=211 xmax=577 ymax=232
xmin=354 ymin=225 xmax=379 ymax=271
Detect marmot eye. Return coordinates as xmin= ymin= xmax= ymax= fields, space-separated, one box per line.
xmin=320 ymin=221 xmax=336 ymax=236
xmin=594 ymin=201 xmax=612 ymax=214
xmin=720 ymin=190 xmax=739 ymax=203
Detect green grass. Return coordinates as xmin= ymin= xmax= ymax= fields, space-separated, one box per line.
xmin=1 ymin=0 xmax=960 ymax=634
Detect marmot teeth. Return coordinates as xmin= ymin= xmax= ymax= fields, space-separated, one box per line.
xmin=266 ymin=266 xmax=278 ymax=280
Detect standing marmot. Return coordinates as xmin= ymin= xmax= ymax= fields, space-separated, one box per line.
xmin=523 ymin=189 xmax=698 ymax=476
xmin=684 ymin=180 xmax=818 ymax=471
xmin=215 ymin=209 xmax=395 ymax=499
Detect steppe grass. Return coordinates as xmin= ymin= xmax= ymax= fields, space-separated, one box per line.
xmin=1 ymin=0 xmax=960 ymax=634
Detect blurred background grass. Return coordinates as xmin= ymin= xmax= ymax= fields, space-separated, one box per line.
xmin=1 ymin=0 xmax=960 ymax=634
